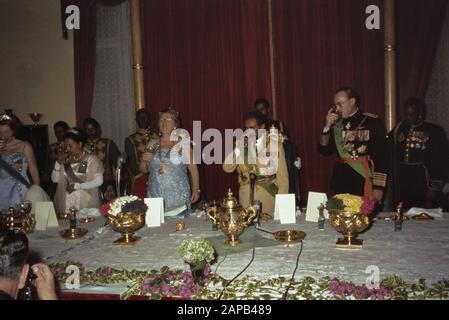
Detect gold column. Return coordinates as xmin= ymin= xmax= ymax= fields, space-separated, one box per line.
xmin=267 ymin=0 xmax=278 ymax=120
xmin=130 ymin=0 xmax=145 ymax=110
xmin=384 ymin=0 xmax=397 ymax=131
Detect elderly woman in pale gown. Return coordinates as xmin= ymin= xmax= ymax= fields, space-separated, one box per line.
xmin=52 ymin=128 xmax=104 ymax=213
xmin=139 ymin=108 xmax=200 ymax=216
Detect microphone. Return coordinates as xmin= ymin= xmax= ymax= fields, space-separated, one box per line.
xmin=253 ymin=200 xmax=262 ymax=227
xmin=117 ymin=152 xmax=128 ymax=169
xmin=116 ymin=152 xmax=128 ymax=197
xmin=249 ymin=169 xmax=257 ymax=206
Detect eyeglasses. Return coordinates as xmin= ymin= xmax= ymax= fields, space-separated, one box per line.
xmin=159 ymin=117 xmax=174 ymax=122
xmin=333 ymin=99 xmax=350 ymax=108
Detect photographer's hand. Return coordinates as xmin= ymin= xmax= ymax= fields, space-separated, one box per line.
xmin=31 ymin=264 xmax=58 ymax=300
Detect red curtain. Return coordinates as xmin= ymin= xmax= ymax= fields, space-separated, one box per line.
xmin=397 ymin=0 xmax=448 ymax=114
xmin=141 ymin=0 xmax=272 ymax=201
xmin=62 ymin=0 xmax=97 ymax=126
xmin=272 ymin=0 xmax=385 ymax=197
xmin=68 ymin=0 xmax=447 ymax=203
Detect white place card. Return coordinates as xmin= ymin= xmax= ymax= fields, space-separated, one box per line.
xmin=35 ymin=202 xmax=59 ymax=230
xmin=305 ymin=192 xmax=328 ymax=222
xmin=274 ymin=194 xmax=296 ymax=224
xmin=145 ymin=198 xmax=164 ymax=227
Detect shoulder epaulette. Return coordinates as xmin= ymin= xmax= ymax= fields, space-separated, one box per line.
xmin=363 ymin=112 xmax=378 ymax=118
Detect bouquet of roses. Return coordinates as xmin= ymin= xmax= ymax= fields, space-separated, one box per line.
xmin=100 ymin=196 xmax=148 ymax=217
xmin=326 ymin=194 xmax=374 ymax=217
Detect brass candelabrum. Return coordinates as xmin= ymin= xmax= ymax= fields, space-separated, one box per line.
xmin=59 ymin=207 xmax=88 ymax=240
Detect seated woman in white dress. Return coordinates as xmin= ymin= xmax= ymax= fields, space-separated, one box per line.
xmin=0 ymin=114 xmax=48 ymax=213
xmin=52 ymin=128 xmax=104 ymax=213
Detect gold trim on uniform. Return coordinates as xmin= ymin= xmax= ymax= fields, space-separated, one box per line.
xmin=363 ymin=112 xmax=379 ymax=118
xmin=320 ymin=133 xmax=330 ymax=146
xmin=373 ymin=172 xmax=388 ymax=188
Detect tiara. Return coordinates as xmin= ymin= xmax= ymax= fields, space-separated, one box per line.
xmin=67 ymin=129 xmax=80 ymax=136
xmin=163 ymin=106 xmax=179 ymax=115
xmin=0 ymin=114 xmax=12 ymax=121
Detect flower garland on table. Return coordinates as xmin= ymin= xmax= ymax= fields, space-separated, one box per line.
xmin=49 ymin=261 xmax=449 ymax=300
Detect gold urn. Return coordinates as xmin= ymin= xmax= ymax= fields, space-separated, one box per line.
xmin=1 ymin=208 xmax=35 ymax=234
xmin=328 ymin=209 xmax=371 ymax=250
xmin=205 ymin=189 xmax=257 ymax=247
xmin=107 ymin=210 xmax=145 ymax=246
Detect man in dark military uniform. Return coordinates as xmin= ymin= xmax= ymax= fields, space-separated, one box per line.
xmin=389 ymin=98 xmax=449 ymax=209
xmin=318 ymin=88 xmax=389 ymax=204
xmin=83 ymin=118 xmax=120 ymax=202
xmin=124 ymin=109 xmax=154 ymax=198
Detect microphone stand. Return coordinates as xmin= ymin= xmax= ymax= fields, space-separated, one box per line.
xmin=115 ymin=153 xmax=127 ymax=197
xmin=249 ymin=170 xmax=256 ymax=208
xmin=116 ymin=167 xmax=121 ymax=197
xmin=249 ymin=170 xmax=274 ymax=235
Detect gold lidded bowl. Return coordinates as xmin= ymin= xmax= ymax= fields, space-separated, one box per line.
xmin=108 ymin=210 xmax=145 ymax=246
xmin=1 ymin=206 xmax=35 ymax=234
xmin=328 ymin=209 xmax=370 ymax=250
xmin=205 ymin=189 xmax=257 ymax=247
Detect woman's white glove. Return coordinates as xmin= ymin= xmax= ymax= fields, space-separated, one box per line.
xmin=73 ymin=175 xmax=103 ymax=190
xmin=294 ymin=157 xmax=302 ymax=170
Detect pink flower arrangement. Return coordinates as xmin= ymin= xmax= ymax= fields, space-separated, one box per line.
xmin=329 ymin=278 xmax=392 ymax=300
xmin=100 ymin=201 xmax=113 ymax=217
xmin=361 ymin=196 xmax=375 ymax=216
xmin=100 ymin=266 xmax=113 ymax=277
xmin=140 ymin=266 xmax=213 ymax=299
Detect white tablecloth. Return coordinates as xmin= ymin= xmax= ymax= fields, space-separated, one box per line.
xmin=28 ymin=212 xmax=449 ymax=286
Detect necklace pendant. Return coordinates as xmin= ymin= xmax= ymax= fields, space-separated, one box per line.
xmin=159 ymin=166 xmax=167 ymax=175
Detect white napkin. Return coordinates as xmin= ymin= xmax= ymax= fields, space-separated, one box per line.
xmin=191 ymin=209 xmax=205 ymax=219
xmin=78 ymin=208 xmax=101 ymax=218
xmin=164 ymin=204 xmax=188 ymax=217
xmin=404 ymin=207 xmax=443 ymax=218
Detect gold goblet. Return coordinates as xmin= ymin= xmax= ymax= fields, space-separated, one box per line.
xmin=108 ymin=210 xmax=145 ymax=246
xmin=28 ymin=113 xmax=43 ymax=126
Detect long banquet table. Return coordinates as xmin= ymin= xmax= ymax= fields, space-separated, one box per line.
xmin=29 ymin=211 xmax=449 ymax=298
